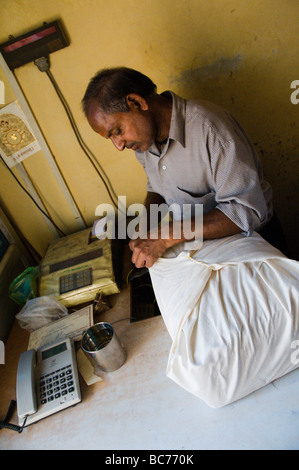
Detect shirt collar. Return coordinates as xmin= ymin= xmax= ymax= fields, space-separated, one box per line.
xmin=146 ymin=91 xmax=186 ymax=155
xmin=163 ymin=90 xmax=186 ymax=148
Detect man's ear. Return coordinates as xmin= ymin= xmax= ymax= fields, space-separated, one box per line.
xmin=126 ymin=94 xmax=149 ymax=111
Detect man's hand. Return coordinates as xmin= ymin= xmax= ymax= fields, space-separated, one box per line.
xmin=128 ymin=205 xmax=241 ymax=268
xmin=128 ymin=191 xmax=170 ymax=268
xmin=129 ymin=236 xmax=170 ymax=268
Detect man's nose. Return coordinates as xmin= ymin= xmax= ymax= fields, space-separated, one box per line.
xmin=111 ymin=135 xmax=125 ymax=151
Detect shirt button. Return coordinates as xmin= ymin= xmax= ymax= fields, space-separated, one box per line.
xmin=162 ymin=165 xmax=167 ymax=170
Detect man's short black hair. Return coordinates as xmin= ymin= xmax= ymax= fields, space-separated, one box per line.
xmin=82 ymin=67 xmax=157 ymax=115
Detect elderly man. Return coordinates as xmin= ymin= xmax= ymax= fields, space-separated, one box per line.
xmin=82 ymin=67 xmax=278 ymax=267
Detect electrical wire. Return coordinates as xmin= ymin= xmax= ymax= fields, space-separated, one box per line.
xmin=43 ymin=65 xmax=125 ymax=214
xmin=0 ymin=154 xmax=66 ymax=236
xmin=1 ymin=57 xmax=126 ymax=239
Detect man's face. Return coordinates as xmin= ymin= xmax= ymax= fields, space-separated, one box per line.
xmin=86 ymin=98 xmax=157 ymax=152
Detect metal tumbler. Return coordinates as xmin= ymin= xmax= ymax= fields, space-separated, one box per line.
xmin=81 ymin=322 xmax=126 ymax=372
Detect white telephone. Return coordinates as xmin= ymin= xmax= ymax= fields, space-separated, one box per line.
xmin=16 ymin=337 xmax=81 ymax=427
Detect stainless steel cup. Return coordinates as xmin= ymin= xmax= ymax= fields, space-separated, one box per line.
xmin=81 ymin=322 xmax=126 ymax=372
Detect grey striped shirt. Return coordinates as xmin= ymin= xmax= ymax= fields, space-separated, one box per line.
xmin=135 ymin=91 xmax=272 ymax=235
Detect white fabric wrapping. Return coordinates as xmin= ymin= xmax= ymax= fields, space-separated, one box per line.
xmin=149 ymin=233 xmax=299 ymax=408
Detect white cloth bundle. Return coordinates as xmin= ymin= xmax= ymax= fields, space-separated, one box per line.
xmin=149 ymin=233 xmax=299 ymax=408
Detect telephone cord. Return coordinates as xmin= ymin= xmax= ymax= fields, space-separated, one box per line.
xmin=0 ymin=400 xmax=27 ymax=433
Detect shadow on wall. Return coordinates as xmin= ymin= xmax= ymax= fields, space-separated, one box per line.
xmin=168 ymin=55 xmax=299 ymax=260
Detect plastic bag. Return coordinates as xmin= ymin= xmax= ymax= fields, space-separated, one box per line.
xmin=8 ymin=266 xmax=40 ymax=306
xmin=16 ymin=296 xmax=68 ymax=332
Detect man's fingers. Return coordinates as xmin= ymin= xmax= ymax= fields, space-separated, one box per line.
xmin=129 ymin=239 xmax=150 ymax=267
xmin=131 ymin=244 xmax=143 ymax=265
xmin=131 ymin=242 xmax=153 ymax=267
xmin=129 ymin=238 xmax=137 ymax=251
xmin=129 ymin=238 xmax=167 ymax=268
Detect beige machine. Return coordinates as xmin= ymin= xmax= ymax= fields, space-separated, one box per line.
xmin=39 ymin=228 xmax=120 ymax=307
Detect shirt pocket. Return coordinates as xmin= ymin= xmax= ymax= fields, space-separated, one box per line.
xmin=176 ymin=188 xmax=216 ymax=214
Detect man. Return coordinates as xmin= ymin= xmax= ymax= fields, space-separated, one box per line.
xmin=82 ymin=67 xmax=274 ymax=268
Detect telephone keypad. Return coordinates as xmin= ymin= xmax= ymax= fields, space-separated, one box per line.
xmin=39 ymin=365 xmax=74 ymax=406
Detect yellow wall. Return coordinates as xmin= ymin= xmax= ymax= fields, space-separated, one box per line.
xmin=0 ymin=0 xmax=298 ymax=258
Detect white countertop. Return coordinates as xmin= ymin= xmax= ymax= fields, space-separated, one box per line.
xmin=1 ymin=294 xmax=299 ymax=450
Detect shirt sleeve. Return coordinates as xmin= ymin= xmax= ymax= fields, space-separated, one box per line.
xmin=208 ymin=126 xmax=270 ymax=235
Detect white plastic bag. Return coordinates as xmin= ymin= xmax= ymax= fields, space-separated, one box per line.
xmin=16 ymin=296 xmax=68 ymax=332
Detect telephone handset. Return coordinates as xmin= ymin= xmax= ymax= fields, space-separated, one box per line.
xmin=16 ymin=337 xmax=81 ymax=427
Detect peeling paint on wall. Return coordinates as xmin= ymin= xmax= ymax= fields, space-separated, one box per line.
xmin=170 ymin=54 xmax=243 ymax=85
